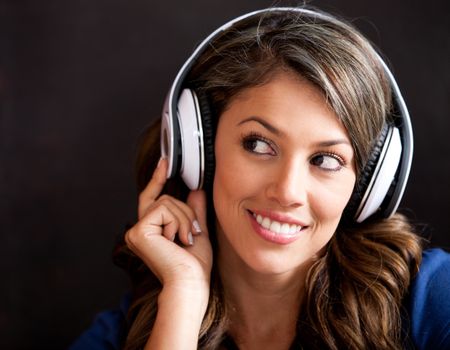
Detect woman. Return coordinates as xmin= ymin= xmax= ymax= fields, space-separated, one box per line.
xmin=70 ymin=7 xmax=450 ymax=350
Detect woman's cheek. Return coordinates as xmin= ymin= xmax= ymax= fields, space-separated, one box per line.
xmin=311 ymin=176 xmax=355 ymax=222
xmin=215 ymin=145 xmax=262 ymax=192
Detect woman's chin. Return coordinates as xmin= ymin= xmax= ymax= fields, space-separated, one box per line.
xmin=238 ymin=251 xmax=313 ymax=279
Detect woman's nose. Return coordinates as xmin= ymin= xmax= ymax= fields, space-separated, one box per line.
xmin=265 ymin=160 xmax=307 ymax=208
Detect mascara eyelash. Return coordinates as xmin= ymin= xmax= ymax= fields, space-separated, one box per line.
xmin=311 ymin=151 xmax=347 ymax=172
xmin=240 ymin=131 xmax=276 ymax=154
xmin=320 ymin=151 xmax=346 ymax=166
xmin=240 ymin=131 xmax=271 ymax=142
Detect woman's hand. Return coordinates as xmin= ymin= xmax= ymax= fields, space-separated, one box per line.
xmin=126 ymin=159 xmax=213 ymax=349
xmin=125 ymin=158 xmax=213 ymax=294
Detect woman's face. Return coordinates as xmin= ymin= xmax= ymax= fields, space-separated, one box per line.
xmin=213 ymin=70 xmax=356 ymax=276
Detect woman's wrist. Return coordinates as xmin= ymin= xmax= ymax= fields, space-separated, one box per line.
xmin=143 ymin=284 xmax=209 ymax=350
xmin=159 ymin=281 xmax=210 ymax=318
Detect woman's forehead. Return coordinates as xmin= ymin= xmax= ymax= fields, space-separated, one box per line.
xmin=219 ymin=71 xmax=352 ymax=143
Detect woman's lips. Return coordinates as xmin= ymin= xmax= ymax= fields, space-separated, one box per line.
xmin=247 ymin=210 xmax=307 ymax=245
xmin=251 ymin=209 xmax=306 ymax=226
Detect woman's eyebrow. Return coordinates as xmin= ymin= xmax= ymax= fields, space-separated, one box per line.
xmin=237 ymin=116 xmax=282 ymax=136
xmin=237 ymin=116 xmax=352 ymax=148
xmin=314 ymin=139 xmax=352 ymax=148
xmin=236 ymin=116 xmax=351 ymax=147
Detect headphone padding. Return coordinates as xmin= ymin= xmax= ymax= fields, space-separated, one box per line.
xmin=196 ymin=90 xmax=216 ymax=190
xmin=344 ymin=123 xmax=389 ymax=221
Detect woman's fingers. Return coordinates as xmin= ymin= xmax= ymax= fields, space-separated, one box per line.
xmin=140 ymin=198 xmax=197 ymax=246
xmin=157 ymin=199 xmax=197 ymax=246
xmin=125 ymin=189 xmax=213 ymax=286
xmin=136 ymin=158 xmax=208 ymax=243
xmin=185 ymin=190 xmax=212 ymax=274
xmin=138 ymin=158 xmax=168 ymax=219
xmin=132 ymin=155 xmax=205 ymax=246
xmin=125 ymin=203 xmax=190 ymax=277
xmin=186 ymin=190 xmax=208 ymax=236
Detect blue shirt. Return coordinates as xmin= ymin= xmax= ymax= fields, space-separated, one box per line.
xmin=69 ymin=248 xmax=450 ymax=349
xmin=408 ymin=248 xmax=450 ymax=349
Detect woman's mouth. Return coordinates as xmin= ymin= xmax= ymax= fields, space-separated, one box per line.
xmin=254 ymin=212 xmax=302 ymax=234
xmin=247 ymin=210 xmax=307 ymax=245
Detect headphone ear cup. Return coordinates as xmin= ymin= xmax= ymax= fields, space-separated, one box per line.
xmin=195 ymin=90 xmax=216 ymax=190
xmin=177 ymin=89 xmax=205 ymax=189
xmin=344 ymin=123 xmax=389 ymax=222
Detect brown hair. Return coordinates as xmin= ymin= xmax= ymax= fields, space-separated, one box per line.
xmin=118 ymin=8 xmax=423 ymax=349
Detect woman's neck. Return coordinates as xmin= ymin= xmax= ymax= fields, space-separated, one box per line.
xmin=217 ymin=243 xmax=309 ymax=349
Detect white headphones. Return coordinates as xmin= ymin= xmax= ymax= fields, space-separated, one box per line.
xmin=160 ymin=7 xmax=413 ymax=223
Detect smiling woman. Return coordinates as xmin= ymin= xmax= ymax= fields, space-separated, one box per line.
xmin=69 ymin=6 xmax=450 ymax=350
xmin=213 ymin=71 xmax=356 ymax=275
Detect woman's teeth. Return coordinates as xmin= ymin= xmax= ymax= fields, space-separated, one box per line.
xmin=253 ymin=213 xmax=302 ymax=235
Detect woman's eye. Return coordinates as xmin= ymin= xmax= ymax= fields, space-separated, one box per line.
xmin=242 ymin=136 xmax=275 ymax=155
xmin=311 ymin=154 xmax=343 ymax=171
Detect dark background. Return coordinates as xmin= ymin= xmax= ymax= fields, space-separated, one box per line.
xmin=1 ymin=0 xmax=449 ymax=348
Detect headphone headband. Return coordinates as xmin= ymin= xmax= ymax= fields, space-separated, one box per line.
xmin=161 ymin=7 xmax=413 ymax=222
xmin=162 ymin=8 xmax=333 ymax=178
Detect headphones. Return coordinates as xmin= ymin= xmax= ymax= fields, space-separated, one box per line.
xmin=160 ymin=7 xmax=413 ymax=223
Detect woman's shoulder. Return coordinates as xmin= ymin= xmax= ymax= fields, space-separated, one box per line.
xmin=418 ymin=248 xmax=450 ymax=275
xmin=68 ymin=293 xmax=131 ymax=350
xmin=408 ymin=248 xmax=450 ymax=349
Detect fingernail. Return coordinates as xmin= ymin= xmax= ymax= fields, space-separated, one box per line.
xmin=187 ymin=232 xmax=194 ymax=245
xmin=157 ymin=157 xmax=166 ymax=168
xmin=192 ymin=220 xmax=202 ymax=234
